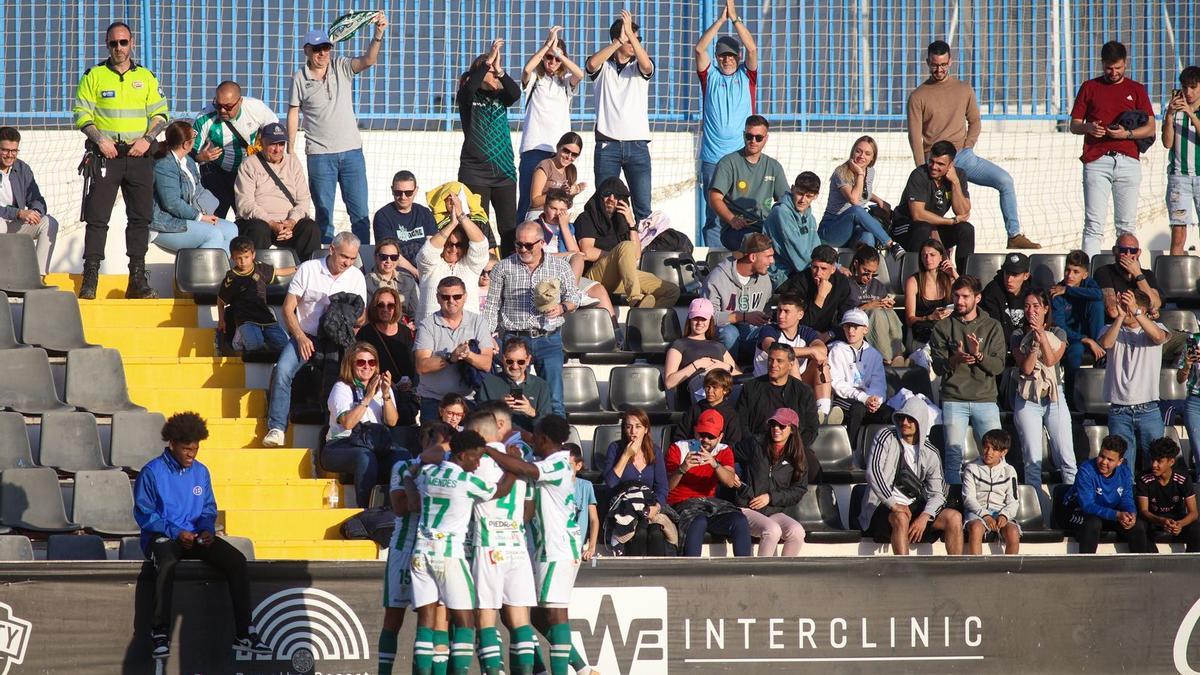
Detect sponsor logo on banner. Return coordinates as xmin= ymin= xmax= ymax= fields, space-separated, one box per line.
xmin=0 ymin=602 xmax=31 ymax=675
xmin=1174 ymin=596 xmax=1200 ymax=674
xmin=235 ymin=588 xmax=369 ymax=675
xmin=570 ymin=587 xmax=669 ymax=674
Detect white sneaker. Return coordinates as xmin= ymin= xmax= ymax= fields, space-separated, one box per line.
xmin=262 ymin=428 xmax=286 ymax=447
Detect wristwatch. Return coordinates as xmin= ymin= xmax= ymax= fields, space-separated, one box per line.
xmin=1134 ymin=273 xmax=1146 ymax=282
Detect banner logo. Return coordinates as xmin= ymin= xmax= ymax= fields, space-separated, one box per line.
xmin=0 ymin=602 xmax=31 ymax=675
xmin=1174 ymin=596 xmax=1200 ymax=674
xmin=236 ymin=588 xmax=369 ymax=673
xmin=570 ymin=586 xmax=668 ymax=674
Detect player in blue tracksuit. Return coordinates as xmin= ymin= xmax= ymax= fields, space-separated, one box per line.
xmin=1065 ymin=433 xmax=1150 ymax=554
xmin=133 ymin=412 xmax=270 ymax=660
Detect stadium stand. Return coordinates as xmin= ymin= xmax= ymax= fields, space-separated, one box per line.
xmin=0 ymin=467 xmax=81 ymax=533
xmin=0 ymin=292 xmax=27 ymax=350
xmin=0 ymin=535 xmax=34 ymax=561
xmin=19 ymin=289 xmax=97 ymax=353
xmin=0 ymin=347 xmax=72 ymax=414
xmin=37 ymin=412 xmax=110 ymax=474
xmin=71 ymin=469 xmax=141 ymax=537
xmin=46 ymin=533 xmax=106 ymax=561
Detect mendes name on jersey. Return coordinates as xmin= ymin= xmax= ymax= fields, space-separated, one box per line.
xmin=414 ymin=462 xmax=497 ymax=559
xmin=531 ymin=450 xmax=580 ymax=562
xmin=473 ymin=453 xmax=530 ymax=552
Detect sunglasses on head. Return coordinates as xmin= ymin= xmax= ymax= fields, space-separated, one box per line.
xmin=743 ymin=132 xmax=766 ymax=142
xmin=108 ymin=39 xmax=130 ymax=48
xmin=213 ymin=98 xmax=241 ymax=111
xmin=1117 ymin=246 xmax=1139 ymax=255
xmin=559 ymin=147 xmax=580 ymax=158
xmin=438 ymin=293 xmax=464 ymax=301
xmin=376 ymin=252 xmax=400 ymax=262
xmin=514 ymin=241 xmax=540 ymax=251
xmin=354 ymin=358 xmax=376 ymax=367
xmin=392 ymin=189 xmax=415 ymax=198
xmin=505 ymin=358 xmax=528 ymax=366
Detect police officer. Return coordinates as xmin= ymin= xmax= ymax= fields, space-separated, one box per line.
xmin=72 ymin=21 xmax=169 ymax=299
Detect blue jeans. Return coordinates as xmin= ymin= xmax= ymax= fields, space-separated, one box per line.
xmin=234 ymin=322 xmax=289 ymax=353
xmin=719 ymin=223 xmax=757 ymax=253
xmin=308 ymin=148 xmax=371 ymax=244
xmin=681 ymin=508 xmax=752 ymax=557
xmin=941 ymin=401 xmax=1002 ymax=484
xmin=1185 ymin=396 xmax=1200 ymax=478
xmin=594 ymin=139 xmax=652 ymax=222
xmin=517 ymin=149 xmax=555 ymax=222
xmin=1108 ymin=401 xmax=1164 ymax=473
xmin=152 ymin=218 xmax=238 ymax=252
xmin=818 ymin=207 xmax=892 ymax=248
xmin=1082 ymin=153 xmax=1141 ymax=257
xmin=267 ymin=336 xmax=309 ymax=432
xmin=954 ymin=147 xmax=1021 ymax=238
xmin=717 ymin=323 xmax=760 ymax=363
xmin=1013 ymin=395 xmax=1077 ymax=489
xmin=504 ymin=331 xmax=565 ymax=418
xmin=700 ymin=160 xmax=722 ymax=248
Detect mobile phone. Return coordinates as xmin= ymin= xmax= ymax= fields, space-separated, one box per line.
xmin=942 ymin=304 xmax=955 ymax=312
xmin=1173 ymin=89 xmax=1184 ymax=99
xmin=509 ymin=386 xmax=524 ymax=399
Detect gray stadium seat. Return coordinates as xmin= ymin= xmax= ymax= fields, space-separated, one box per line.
xmin=72 ymin=470 xmax=140 ymax=536
xmin=1161 ymin=368 xmax=1188 ymax=403
xmin=892 ymin=253 xmax=921 ymax=297
xmin=1072 ymin=367 xmax=1109 ymax=417
xmin=221 ymin=535 xmax=256 ymax=561
xmin=964 ymin=253 xmax=1006 ymax=284
xmin=255 ymin=248 xmax=299 ymax=305
xmin=812 ymin=425 xmax=862 ymax=483
xmin=785 ymin=484 xmax=861 ymax=544
xmin=0 ymin=291 xmax=26 ymax=350
xmin=46 ymin=533 xmax=106 ymax=560
xmin=1014 ymin=485 xmax=1065 ymax=544
xmin=1079 ymin=424 xmax=1109 ymax=459
xmin=884 ymin=365 xmax=934 ymax=399
xmin=358 ymin=244 xmax=376 ymax=274
xmin=1089 ymin=253 xmax=1116 ymax=276
xmin=0 ymin=347 xmax=72 ymax=414
xmin=591 ymin=425 xmax=621 ymax=471
xmin=562 ymin=307 xmax=633 ymax=365
xmin=927 ymin=425 xmax=980 ymax=464
xmin=1159 ymin=309 xmax=1200 ymax=335
xmin=118 ymin=536 xmax=144 ymax=560
xmin=109 ymin=411 xmax=167 ymax=471
xmin=639 ymin=251 xmax=696 ymax=303
xmin=1028 ymin=253 xmax=1066 ymax=290
xmin=1154 ymin=255 xmax=1200 ymax=306
xmin=0 ymin=412 xmax=36 ymax=471
xmin=0 ymin=234 xmax=49 ymax=295
xmin=0 ymin=467 xmax=81 ymax=533
xmin=607 ymin=365 xmax=670 ymax=419
xmin=64 ymin=347 xmax=146 ymax=414
xmin=856 ymin=423 xmax=890 ymax=468
xmin=38 ymin=412 xmax=109 ymax=473
xmin=0 ymin=535 xmax=33 ymax=561
xmin=1165 ymin=426 xmax=1193 ymax=475
xmin=174 ymin=248 xmax=231 ymax=304
xmin=703 ymin=250 xmax=731 ymax=277
xmin=19 ymin=289 xmax=97 ymax=353
xmin=623 ymin=308 xmax=682 ymax=359
xmin=562 ymin=367 xmax=618 ymax=424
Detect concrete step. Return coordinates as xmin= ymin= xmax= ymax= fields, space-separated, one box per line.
xmin=202 ymin=447 xmax=313 ymax=479
xmin=213 ymin=478 xmax=338 ymax=510
xmin=77 ymin=298 xmax=199 ymax=328
xmin=44 ymin=273 xmax=171 ymax=301
xmin=122 ymin=357 xmax=247 ymax=389
xmin=86 ymin=326 xmax=217 ymax=357
xmin=128 ymin=386 xmax=265 ymax=418
xmin=223 ymin=507 xmax=360 ymax=542
xmin=251 ymin=539 xmax=379 ymax=560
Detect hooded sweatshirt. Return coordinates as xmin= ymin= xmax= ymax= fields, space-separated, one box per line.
xmin=961 ymin=458 xmax=1020 ymax=520
xmin=573 ymin=177 xmax=633 ymax=253
xmin=860 ymin=396 xmax=946 ymax=530
xmin=929 ymin=310 xmax=1006 ymax=402
xmin=980 ymin=272 xmax=1029 ymax=348
xmin=703 ymin=257 xmax=773 ymax=326
xmin=763 ymin=193 xmax=820 ymax=287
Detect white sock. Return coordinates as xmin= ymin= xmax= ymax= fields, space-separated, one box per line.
xmin=817 ymin=398 xmax=832 ymax=415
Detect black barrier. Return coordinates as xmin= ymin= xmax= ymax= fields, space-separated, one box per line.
xmin=0 ymin=556 xmax=1199 ymax=673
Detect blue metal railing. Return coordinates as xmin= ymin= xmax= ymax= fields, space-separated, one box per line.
xmin=1 ymin=1 xmax=1196 ymax=126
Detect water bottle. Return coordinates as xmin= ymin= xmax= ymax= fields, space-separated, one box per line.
xmin=324 ymin=481 xmax=340 ymax=509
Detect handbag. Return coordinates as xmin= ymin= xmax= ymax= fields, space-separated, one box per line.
xmin=340 ymin=506 xmax=394 ymax=546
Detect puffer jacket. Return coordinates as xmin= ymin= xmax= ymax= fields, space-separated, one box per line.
xmin=961 ymin=459 xmax=1019 ymax=520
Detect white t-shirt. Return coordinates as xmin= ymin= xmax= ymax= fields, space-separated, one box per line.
xmin=590 ymin=57 xmax=653 ymax=141
xmin=326 ymin=380 xmax=384 ymax=440
xmin=0 ymin=167 xmax=13 ymax=210
xmin=286 ymin=257 xmax=368 ymax=336
xmin=1103 ymin=323 xmax=1165 ymax=406
xmin=520 ymin=73 xmax=579 ymax=154
xmin=416 ymin=238 xmax=490 ymax=320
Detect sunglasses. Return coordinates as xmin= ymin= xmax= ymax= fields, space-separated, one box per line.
xmin=376 ymin=252 xmax=400 ymax=262
xmin=375 ymin=302 xmax=396 ymax=309
xmin=311 ymin=44 xmax=333 ymax=53
xmin=768 ymin=421 xmax=790 ymax=429
xmin=392 ymin=189 xmax=415 ymax=198
xmin=504 ymin=358 xmax=528 ymax=366
xmin=108 ymin=39 xmax=130 ymax=48
xmin=743 ymin=132 xmax=766 ymax=142
xmin=480 ymin=268 xmax=493 ymax=277
xmin=447 ymin=241 xmax=468 ymax=249
xmin=438 ymin=293 xmax=464 ymax=301
xmin=559 ymin=147 xmax=580 ymax=158
xmin=544 ymin=54 xmax=561 ymax=61
xmin=354 ymin=358 xmax=377 ymax=367
xmin=213 ymin=98 xmax=241 ymax=112
xmin=601 ymin=191 xmax=624 ymax=199
xmin=514 ymin=241 xmax=540 ymax=251
xmin=1117 ymin=246 xmax=1139 ymax=255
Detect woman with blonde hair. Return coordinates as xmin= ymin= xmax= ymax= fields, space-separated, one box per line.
xmin=818 ymin=135 xmax=901 ymax=257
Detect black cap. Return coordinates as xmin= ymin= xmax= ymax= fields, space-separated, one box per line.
xmin=1001 ymin=253 xmax=1030 ymax=275
xmin=716 ymin=35 xmax=742 ymax=57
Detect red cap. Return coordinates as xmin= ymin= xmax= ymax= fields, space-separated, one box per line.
xmin=767 ymin=407 xmax=800 ymax=428
xmin=694 ymin=408 xmax=725 ymax=437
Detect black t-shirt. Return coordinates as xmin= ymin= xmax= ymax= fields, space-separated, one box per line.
xmin=1093 ymin=263 xmax=1160 ymax=296
xmin=372 ymin=203 xmax=438 ymax=265
xmin=893 ymin=165 xmax=970 ymax=225
xmin=776 ymin=271 xmax=854 ymax=333
xmin=217 ymin=262 xmax=277 ymax=327
xmin=1136 ymin=471 xmax=1194 ymax=521
xmin=574 ymin=209 xmax=630 ymax=253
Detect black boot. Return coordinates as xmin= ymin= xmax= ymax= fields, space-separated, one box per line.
xmin=125 ymin=259 xmax=158 ymax=299
xmin=79 ymin=259 xmax=101 ymax=300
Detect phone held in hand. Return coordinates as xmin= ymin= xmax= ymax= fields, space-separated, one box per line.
xmin=509 ymin=386 xmax=524 ymax=399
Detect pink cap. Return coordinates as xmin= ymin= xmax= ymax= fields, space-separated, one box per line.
xmin=688 ymin=297 xmax=715 ymax=320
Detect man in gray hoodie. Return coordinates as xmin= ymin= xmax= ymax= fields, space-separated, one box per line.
xmin=929 ymin=274 xmax=1005 ymax=485
xmin=860 ymin=397 xmax=964 ymax=555
xmin=703 ymin=232 xmax=774 ymax=362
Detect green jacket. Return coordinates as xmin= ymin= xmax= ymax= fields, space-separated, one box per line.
xmin=929 ymin=311 xmax=1005 ymax=402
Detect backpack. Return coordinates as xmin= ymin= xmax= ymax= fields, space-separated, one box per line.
xmin=340 ymin=506 xmax=395 ymax=547
xmin=642 ymin=228 xmax=694 ymax=256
